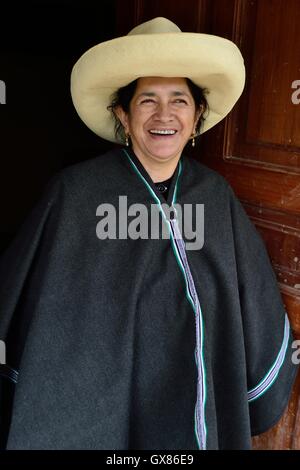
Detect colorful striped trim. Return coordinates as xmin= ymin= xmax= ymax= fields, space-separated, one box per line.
xmin=168 ymin=217 xmax=207 ymax=449
xmin=247 ymin=313 xmax=290 ymax=402
xmin=123 ymin=149 xmax=207 ymax=449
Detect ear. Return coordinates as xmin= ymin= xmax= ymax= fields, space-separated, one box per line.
xmin=114 ymin=106 xmax=130 ymax=134
xmin=193 ymin=105 xmax=204 ymax=134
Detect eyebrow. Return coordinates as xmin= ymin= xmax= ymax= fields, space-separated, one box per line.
xmin=136 ymin=91 xmax=191 ymax=99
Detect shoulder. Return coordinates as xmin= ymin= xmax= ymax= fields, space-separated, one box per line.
xmin=44 ymin=148 xmax=125 ymax=199
xmin=32 ymin=148 xmax=125 ymax=214
xmin=56 ymin=148 xmax=123 ymax=185
xmin=182 ymin=155 xmax=234 ymax=200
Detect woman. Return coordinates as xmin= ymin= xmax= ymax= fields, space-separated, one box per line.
xmin=0 ymin=17 xmax=298 ymax=450
xmin=111 ymin=76 xmax=205 ymax=184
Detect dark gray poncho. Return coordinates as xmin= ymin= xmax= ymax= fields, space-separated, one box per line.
xmin=0 ymin=148 xmax=298 ymax=449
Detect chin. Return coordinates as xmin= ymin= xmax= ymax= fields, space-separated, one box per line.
xmin=148 ymin=146 xmax=182 ymax=161
xmin=150 ymin=153 xmax=179 ymax=162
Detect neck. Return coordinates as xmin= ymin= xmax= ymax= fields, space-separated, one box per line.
xmin=130 ymin=147 xmax=179 ymax=183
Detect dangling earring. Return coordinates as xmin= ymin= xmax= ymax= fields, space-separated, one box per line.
xmin=191 ymin=134 xmax=196 ymax=147
xmin=125 ymin=134 xmax=130 ymax=147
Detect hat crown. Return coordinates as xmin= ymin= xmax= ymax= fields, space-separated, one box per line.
xmin=71 ymin=17 xmax=245 ymax=143
xmin=128 ymin=17 xmax=181 ymax=36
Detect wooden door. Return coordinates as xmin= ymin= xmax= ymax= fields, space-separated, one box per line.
xmin=115 ymin=0 xmax=300 ymax=449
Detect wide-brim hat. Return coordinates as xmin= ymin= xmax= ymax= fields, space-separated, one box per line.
xmin=70 ymin=17 xmax=246 ymax=143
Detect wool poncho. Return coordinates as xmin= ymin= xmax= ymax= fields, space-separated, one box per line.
xmin=0 ymin=148 xmax=297 ymax=449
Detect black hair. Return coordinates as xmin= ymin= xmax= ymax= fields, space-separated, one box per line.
xmin=107 ymin=78 xmax=209 ymax=143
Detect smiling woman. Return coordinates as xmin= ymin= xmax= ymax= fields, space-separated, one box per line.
xmin=0 ymin=16 xmax=298 ymax=451
xmin=108 ymin=77 xmax=208 ymax=144
xmin=109 ymin=77 xmax=208 ymax=182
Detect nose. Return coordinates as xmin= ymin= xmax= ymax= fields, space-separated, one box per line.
xmin=154 ymin=102 xmax=174 ymax=122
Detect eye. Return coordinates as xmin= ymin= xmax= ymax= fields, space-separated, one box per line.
xmin=173 ymin=99 xmax=188 ymax=104
xmin=140 ymin=98 xmax=156 ymax=104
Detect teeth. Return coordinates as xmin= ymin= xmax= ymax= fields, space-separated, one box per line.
xmin=149 ymin=129 xmax=176 ymax=135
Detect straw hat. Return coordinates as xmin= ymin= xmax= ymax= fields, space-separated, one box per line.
xmin=70 ymin=17 xmax=245 ymax=143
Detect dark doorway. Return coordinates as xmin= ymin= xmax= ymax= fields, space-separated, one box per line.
xmin=0 ymin=0 xmax=116 ymax=253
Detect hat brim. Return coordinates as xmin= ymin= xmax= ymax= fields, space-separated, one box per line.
xmin=70 ymin=32 xmax=245 ymax=143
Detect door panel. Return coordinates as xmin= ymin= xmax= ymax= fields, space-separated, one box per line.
xmin=115 ymin=0 xmax=300 ymax=449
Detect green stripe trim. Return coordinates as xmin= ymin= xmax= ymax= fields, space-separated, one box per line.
xmin=122 ymin=149 xmax=207 ymax=449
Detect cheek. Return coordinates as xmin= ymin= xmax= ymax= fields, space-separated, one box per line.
xmin=178 ymin=110 xmax=197 ymax=129
xmin=128 ymin=113 xmax=149 ymax=135
xmin=128 ymin=120 xmax=141 ymax=137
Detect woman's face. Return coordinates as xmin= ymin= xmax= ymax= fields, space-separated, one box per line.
xmin=116 ymin=77 xmax=202 ymax=166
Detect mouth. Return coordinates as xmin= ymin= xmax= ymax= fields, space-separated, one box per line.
xmin=148 ymin=129 xmax=178 ymax=138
